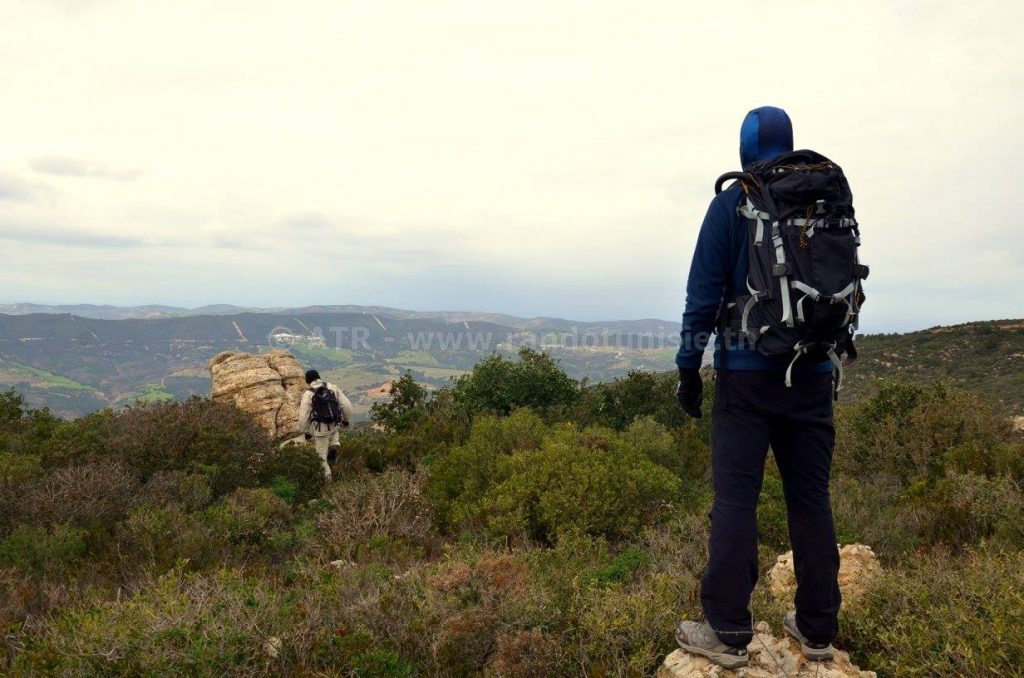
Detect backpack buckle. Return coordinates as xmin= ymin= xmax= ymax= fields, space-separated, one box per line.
xmin=772 ymin=263 xmax=791 ymax=277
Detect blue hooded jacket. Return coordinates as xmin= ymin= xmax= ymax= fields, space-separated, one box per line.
xmin=675 ymin=106 xmax=831 ymax=373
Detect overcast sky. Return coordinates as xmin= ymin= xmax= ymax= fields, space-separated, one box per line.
xmin=1 ymin=0 xmax=1022 ymax=331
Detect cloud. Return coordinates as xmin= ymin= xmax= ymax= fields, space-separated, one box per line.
xmin=29 ymin=155 xmax=143 ymax=181
xmin=0 ymin=173 xmax=44 ymax=201
xmin=278 ymin=211 xmax=336 ymax=231
xmin=0 ymin=1 xmax=1022 ymax=325
xmin=0 ymin=225 xmax=140 ymax=248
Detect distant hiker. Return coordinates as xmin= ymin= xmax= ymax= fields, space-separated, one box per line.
xmin=298 ymin=369 xmax=353 ymax=481
xmin=673 ymin=106 xmax=867 ymax=668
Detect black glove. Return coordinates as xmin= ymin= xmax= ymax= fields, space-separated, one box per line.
xmin=676 ymin=368 xmax=703 ymax=419
xmin=304 ymin=433 xmax=313 ymax=442
xmin=341 ymin=420 xmax=350 ymax=428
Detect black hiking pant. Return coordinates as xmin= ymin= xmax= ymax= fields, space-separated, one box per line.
xmin=701 ymin=369 xmax=841 ymax=647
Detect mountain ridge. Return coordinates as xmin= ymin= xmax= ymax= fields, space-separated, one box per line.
xmin=0 ymin=302 xmax=675 ymax=329
xmin=1 ymin=306 xmax=1020 ymax=419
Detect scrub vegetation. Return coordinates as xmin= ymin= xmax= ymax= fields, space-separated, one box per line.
xmin=1 ymin=348 xmax=1022 ymax=676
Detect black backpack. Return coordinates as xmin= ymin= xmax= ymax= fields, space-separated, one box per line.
xmin=309 ymin=384 xmax=343 ymax=430
xmin=715 ymin=149 xmax=868 ymax=393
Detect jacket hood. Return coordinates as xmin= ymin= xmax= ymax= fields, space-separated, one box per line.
xmin=740 ymin=106 xmax=793 ymax=169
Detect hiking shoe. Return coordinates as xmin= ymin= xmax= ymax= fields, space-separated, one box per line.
xmin=674 ymin=621 xmax=748 ymax=669
xmin=783 ymin=611 xmax=835 ymax=661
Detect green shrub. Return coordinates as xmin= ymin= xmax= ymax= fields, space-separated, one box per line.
xmin=134 ymin=471 xmax=213 ymax=512
xmin=589 ymin=545 xmax=651 ymax=585
xmin=370 ymin=374 xmax=429 ymax=433
xmin=0 ymin=389 xmax=23 ymax=427
xmin=119 ymin=398 xmax=275 ymax=495
xmin=831 ymin=474 xmax=924 ymax=558
xmin=12 ymin=459 xmax=139 ymax=536
xmin=452 ymin=347 xmax=580 ymax=416
xmin=622 ymin=416 xmax=710 ymax=483
xmin=485 ymin=425 xmax=681 ymax=541
xmin=0 ymin=451 xmax=43 ymax=485
xmin=841 ymin=547 xmax=1024 ymax=677
xmin=256 ymin=444 xmax=326 ymax=502
xmin=427 ymin=409 xmax=546 ymax=531
xmin=0 ymin=524 xmax=86 ymax=576
xmin=431 ymin=416 xmax=680 ymax=542
xmin=351 ymin=649 xmax=416 ymax=678
xmin=0 ymin=391 xmax=64 ymax=460
xmin=909 ymin=472 xmax=1024 ymax=549
xmin=944 ymin=440 xmax=1024 ymax=480
xmin=835 ymin=380 xmax=1013 ymax=485
xmin=39 ymin=409 xmax=118 ymax=467
xmin=11 ymin=568 xmax=293 ymax=676
xmin=117 ymin=503 xmax=213 ymax=574
xmin=579 ymin=370 xmax=687 ymax=430
xmin=316 ymin=468 xmax=436 ymax=565
xmin=205 ymin=488 xmax=293 ymax=551
xmin=270 ymin=476 xmax=300 ymax=504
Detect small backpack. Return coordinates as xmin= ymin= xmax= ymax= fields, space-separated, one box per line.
xmin=309 ymin=384 xmax=343 ymax=430
xmin=715 ymin=149 xmax=868 ymax=393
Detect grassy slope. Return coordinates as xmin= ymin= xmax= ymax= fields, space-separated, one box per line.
xmin=0 ymin=358 xmax=91 ymax=390
xmin=843 ymin=319 xmax=1024 ymax=413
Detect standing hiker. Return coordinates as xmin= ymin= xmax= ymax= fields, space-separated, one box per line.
xmin=672 ymin=106 xmax=867 ymax=668
xmin=298 ymin=369 xmax=353 ymax=481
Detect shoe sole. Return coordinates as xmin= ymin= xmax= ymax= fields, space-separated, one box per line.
xmin=674 ymin=628 xmax=749 ymax=669
xmin=783 ymin=618 xmax=835 ymax=662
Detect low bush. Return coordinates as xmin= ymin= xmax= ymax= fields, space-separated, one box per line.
xmin=427 ymin=409 xmax=546 ymax=532
xmin=484 ymin=425 xmax=681 ymax=542
xmin=370 ymin=374 xmax=430 ymax=433
xmin=841 ymin=547 xmax=1024 ymax=677
xmin=452 ymin=348 xmax=580 ymax=416
xmin=429 ymin=412 xmax=684 ymax=542
xmin=316 ymin=468 xmax=436 ymax=565
xmin=12 ymin=459 xmax=139 ymax=537
xmin=0 ymin=451 xmax=43 ymax=485
xmin=578 ymin=370 xmax=687 ymax=430
xmin=835 ymin=380 xmax=1014 ymax=485
xmin=255 ymin=444 xmax=326 ymax=503
xmin=205 ymin=487 xmax=293 ymax=551
xmin=0 ymin=524 xmax=86 ymax=576
xmin=133 ymin=470 xmax=213 ymax=512
xmin=116 ymin=503 xmax=213 ymax=574
xmin=11 ymin=568 xmax=293 ymax=676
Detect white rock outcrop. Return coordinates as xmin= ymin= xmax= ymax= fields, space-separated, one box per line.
xmin=658 ymin=622 xmax=876 ymax=678
xmin=769 ymin=544 xmax=882 ymax=604
xmin=208 ymin=350 xmax=306 ymax=439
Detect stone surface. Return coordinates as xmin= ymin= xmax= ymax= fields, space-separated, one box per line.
xmin=769 ymin=544 xmax=881 ymax=604
xmin=263 ymin=636 xmax=282 ymax=659
xmin=208 ymin=350 xmax=306 ymax=439
xmin=1012 ymin=415 xmax=1024 ymax=433
xmin=658 ymin=622 xmax=876 ymax=678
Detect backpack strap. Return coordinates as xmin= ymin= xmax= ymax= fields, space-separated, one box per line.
xmin=739 ymin=198 xmax=770 ymax=246
xmin=714 ymin=171 xmax=754 ymax=195
xmin=784 ymin=340 xmax=844 ymax=398
xmin=826 ymin=346 xmax=844 ymax=395
xmin=768 ymin=221 xmax=795 ymax=328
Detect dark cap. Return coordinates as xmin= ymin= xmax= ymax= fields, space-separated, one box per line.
xmin=304 ymin=369 xmax=320 ymax=384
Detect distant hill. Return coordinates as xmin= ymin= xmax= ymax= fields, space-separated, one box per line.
xmin=843 ymin=319 xmax=1024 ymax=413
xmin=0 ymin=308 xmax=680 ymax=418
xmin=0 ymin=302 xmax=674 ymax=331
xmin=2 ymin=304 xmax=1019 ymax=419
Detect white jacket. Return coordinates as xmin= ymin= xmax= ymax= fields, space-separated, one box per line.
xmin=298 ymin=379 xmax=354 ymax=436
